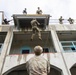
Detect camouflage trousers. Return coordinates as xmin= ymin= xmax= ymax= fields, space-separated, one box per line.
xmin=31 ymin=27 xmax=42 ymax=40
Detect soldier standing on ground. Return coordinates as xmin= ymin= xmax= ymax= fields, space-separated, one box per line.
xmin=59 ymin=16 xmax=64 ymax=24
xmin=31 ymin=18 xmax=42 ymax=40
xmin=26 ymin=45 xmax=50 ymax=75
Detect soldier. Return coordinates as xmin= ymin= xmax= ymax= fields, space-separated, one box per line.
xmin=59 ymin=16 xmax=64 ymax=24
xmin=23 ymin=8 xmax=27 ymax=14
xmin=26 ymin=45 xmax=50 ymax=75
xmin=36 ymin=7 xmax=42 ymax=14
xmin=31 ymin=18 xmax=42 ymax=40
xmin=2 ymin=18 xmax=12 ymax=24
xmin=68 ymin=17 xmax=74 ymax=24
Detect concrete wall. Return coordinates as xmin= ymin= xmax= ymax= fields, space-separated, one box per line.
xmin=0 ymin=25 xmax=76 ymax=75
xmin=9 ymin=31 xmax=55 ymax=54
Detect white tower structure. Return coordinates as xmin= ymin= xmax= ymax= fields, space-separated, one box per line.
xmin=0 ymin=14 xmax=76 ymax=75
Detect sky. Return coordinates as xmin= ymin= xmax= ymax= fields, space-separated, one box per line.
xmin=0 ymin=0 xmax=76 ymax=20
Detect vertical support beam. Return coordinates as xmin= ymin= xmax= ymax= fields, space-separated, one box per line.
xmin=51 ymin=29 xmax=71 ymax=75
xmin=51 ymin=29 xmax=61 ymax=52
xmin=7 ymin=30 xmax=13 ymax=55
xmin=0 ymin=27 xmax=13 ymax=75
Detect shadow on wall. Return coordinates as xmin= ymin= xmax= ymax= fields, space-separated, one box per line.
xmin=70 ymin=63 xmax=76 ymax=75
xmin=3 ymin=64 xmax=62 ymax=75
xmin=49 ymin=65 xmax=62 ymax=75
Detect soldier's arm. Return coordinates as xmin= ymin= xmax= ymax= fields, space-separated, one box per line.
xmin=31 ymin=21 xmax=33 ymax=27
xmin=36 ymin=10 xmax=39 ymax=14
xmin=40 ymin=10 xmax=42 ymax=14
xmin=36 ymin=20 xmax=40 ymax=25
xmin=72 ymin=19 xmax=74 ymax=22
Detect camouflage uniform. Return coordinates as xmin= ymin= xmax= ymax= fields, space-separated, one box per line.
xmin=59 ymin=16 xmax=64 ymax=24
xmin=31 ymin=19 xmax=42 ymax=40
xmin=68 ymin=17 xmax=74 ymax=24
xmin=26 ymin=55 xmax=50 ymax=75
xmin=36 ymin=7 xmax=42 ymax=14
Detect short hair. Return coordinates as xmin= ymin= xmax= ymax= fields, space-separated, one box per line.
xmin=38 ymin=7 xmax=40 ymax=9
xmin=34 ymin=46 xmax=43 ymax=56
xmin=25 ymin=8 xmax=26 ymax=10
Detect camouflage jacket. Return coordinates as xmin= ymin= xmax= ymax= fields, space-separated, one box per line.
xmin=26 ymin=55 xmax=50 ymax=75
